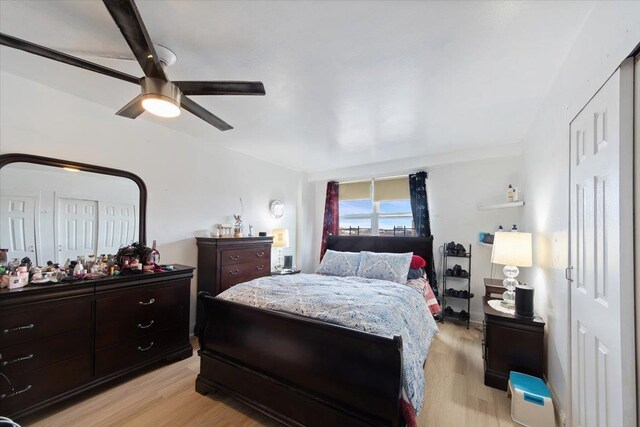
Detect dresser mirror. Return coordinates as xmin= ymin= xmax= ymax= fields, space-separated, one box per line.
xmin=0 ymin=154 xmax=147 ymax=266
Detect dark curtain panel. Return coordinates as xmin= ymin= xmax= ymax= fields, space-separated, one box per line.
xmin=409 ymin=171 xmax=431 ymax=236
xmin=409 ymin=171 xmax=437 ymax=296
xmin=320 ymin=181 xmax=339 ymax=260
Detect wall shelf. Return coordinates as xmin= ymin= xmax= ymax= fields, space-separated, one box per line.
xmin=477 ymin=241 xmax=493 ymax=247
xmin=477 ymin=201 xmax=525 ymax=210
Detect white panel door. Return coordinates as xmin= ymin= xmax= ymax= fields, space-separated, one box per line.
xmin=0 ymin=195 xmax=37 ymax=263
xmin=97 ymin=202 xmax=136 ymax=255
xmin=57 ymin=198 xmax=98 ymax=262
xmin=569 ymin=58 xmax=636 ymax=427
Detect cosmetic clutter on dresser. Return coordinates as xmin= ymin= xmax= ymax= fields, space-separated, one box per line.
xmin=482 ymin=296 xmax=545 ymax=390
xmin=0 ymin=265 xmax=195 ymax=419
xmin=194 ymin=236 xmax=273 ymax=336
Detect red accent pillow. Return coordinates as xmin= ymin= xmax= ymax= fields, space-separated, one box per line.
xmin=410 ymin=255 xmax=426 ymax=269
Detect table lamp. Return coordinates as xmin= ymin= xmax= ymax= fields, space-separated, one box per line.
xmin=490 ymin=231 xmax=532 ymax=306
xmin=271 ymin=228 xmax=289 ymax=270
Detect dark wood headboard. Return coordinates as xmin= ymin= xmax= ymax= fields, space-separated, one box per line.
xmin=326 ymin=235 xmax=435 ymax=286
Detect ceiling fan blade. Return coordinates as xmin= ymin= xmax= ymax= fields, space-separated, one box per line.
xmin=0 ymin=32 xmax=140 ymax=85
xmin=116 ymin=94 xmax=145 ymax=119
xmin=102 ymin=0 xmax=167 ymax=81
xmin=173 ymin=81 xmax=266 ymax=96
xmin=181 ymin=96 xmax=233 ymax=131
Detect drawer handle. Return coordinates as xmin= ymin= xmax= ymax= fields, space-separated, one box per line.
xmin=1 ymin=353 xmax=34 ymax=367
xmin=256 ymin=251 xmax=265 ymax=257
xmin=137 ymin=342 xmax=155 ymax=352
xmin=256 ymin=265 xmax=264 ymax=271
xmin=0 ymin=384 xmax=32 ymax=400
xmin=229 ymin=269 xmax=239 ymax=276
xmin=230 ymin=255 xmax=241 ymax=261
xmin=137 ymin=320 xmax=155 ymax=329
xmin=3 ymin=323 xmax=34 ymax=334
xmin=138 ymin=298 xmax=155 ymax=306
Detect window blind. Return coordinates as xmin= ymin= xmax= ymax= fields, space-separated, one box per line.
xmin=373 ymin=177 xmax=409 ymax=201
xmin=340 ymin=181 xmax=372 ymax=200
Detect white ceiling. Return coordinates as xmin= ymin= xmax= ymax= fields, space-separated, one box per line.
xmin=0 ymin=0 xmax=594 ymax=173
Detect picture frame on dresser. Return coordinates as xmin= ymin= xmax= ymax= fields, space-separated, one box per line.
xmin=0 ymin=153 xmax=195 ymax=421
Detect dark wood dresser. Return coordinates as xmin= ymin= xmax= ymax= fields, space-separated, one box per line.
xmin=0 ymin=265 xmax=194 ymax=420
xmin=483 ymin=296 xmax=545 ymax=390
xmin=195 ymin=237 xmax=272 ymax=335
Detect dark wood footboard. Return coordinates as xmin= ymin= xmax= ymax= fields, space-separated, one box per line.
xmin=196 ymin=292 xmax=404 ymax=426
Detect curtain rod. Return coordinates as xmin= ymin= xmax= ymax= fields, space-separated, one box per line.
xmin=339 ymin=174 xmax=409 ymax=185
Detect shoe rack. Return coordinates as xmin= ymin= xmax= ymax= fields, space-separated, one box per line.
xmin=441 ymin=243 xmax=472 ymax=329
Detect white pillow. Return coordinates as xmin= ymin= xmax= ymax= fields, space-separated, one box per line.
xmin=356 ymin=251 xmax=413 ymax=284
xmin=316 ymin=250 xmax=361 ymax=277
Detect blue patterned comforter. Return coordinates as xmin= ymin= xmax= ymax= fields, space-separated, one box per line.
xmin=217 ymin=273 xmax=438 ymax=413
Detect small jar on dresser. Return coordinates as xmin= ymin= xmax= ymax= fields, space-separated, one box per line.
xmin=194 ymin=236 xmax=273 ymax=336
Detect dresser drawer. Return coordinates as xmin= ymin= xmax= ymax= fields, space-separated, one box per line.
xmin=95 ymin=325 xmax=189 ymax=377
xmin=0 ymin=328 xmax=91 ymax=376
xmin=0 ymin=297 xmax=92 ymax=349
xmin=221 ymin=245 xmax=270 ymax=267
xmin=0 ymin=353 xmax=92 ymax=416
xmin=96 ymin=279 xmax=190 ymax=325
xmin=220 ymin=261 xmax=270 ymax=291
xmin=95 ymin=298 xmax=189 ymax=349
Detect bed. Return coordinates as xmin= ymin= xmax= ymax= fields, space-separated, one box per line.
xmin=196 ymin=235 xmax=437 ymax=426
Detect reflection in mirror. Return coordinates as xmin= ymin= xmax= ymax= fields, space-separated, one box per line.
xmin=0 ymin=162 xmax=140 ymax=265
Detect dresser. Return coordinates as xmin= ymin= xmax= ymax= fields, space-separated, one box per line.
xmin=0 ymin=266 xmax=194 ymax=419
xmin=483 ymin=296 xmax=545 ymax=390
xmin=195 ymin=237 xmax=273 ymax=335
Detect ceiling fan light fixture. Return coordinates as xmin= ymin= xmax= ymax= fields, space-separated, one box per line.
xmin=142 ymin=95 xmax=180 ymax=117
xmin=141 ymin=77 xmax=182 ymax=118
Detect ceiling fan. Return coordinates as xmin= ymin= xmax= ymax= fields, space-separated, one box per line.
xmin=0 ymin=0 xmax=265 ymax=131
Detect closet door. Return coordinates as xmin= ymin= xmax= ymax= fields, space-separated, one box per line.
xmin=569 ymin=58 xmax=636 ymax=427
xmin=0 ymin=195 xmax=37 ymax=264
xmin=57 ymin=198 xmax=98 ymax=262
xmin=97 ymin=202 xmax=137 ymax=255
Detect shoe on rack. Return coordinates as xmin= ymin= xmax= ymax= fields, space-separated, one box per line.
xmin=446 ymin=268 xmax=454 ymax=276
xmin=446 ymin=242 xmax=457 ymax=255
xmin=459 ymin=310 xmax=470 ymax=321
xmin=453 ymin=264 xmax=463 ymax=276
xmin=460 ymin=269 xmax=469 ymax=278
xmin=455 ymin=244 xmax=466 ymax=256
xmin=444 ymin=306 xmax=454 ymax=316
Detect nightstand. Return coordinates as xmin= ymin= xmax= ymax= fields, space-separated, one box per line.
xmin=271 ymin=269 xmax=301 ymax=276
xmin=483 ymin=296 xmax=545 ymax=390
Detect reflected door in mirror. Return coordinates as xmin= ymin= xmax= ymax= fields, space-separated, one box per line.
xmin=0 ymin=195 xmax=37 ymax=263
xmin=0 ymin=161 xmax=141 ymax=264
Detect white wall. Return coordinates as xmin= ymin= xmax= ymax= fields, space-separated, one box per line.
xmin=311 ymin=155 xmax=522 ymax=321
xmin=0 ymin=70 xmax=311 ymax=332
xmin=518 ymin=1 xmax=640 ymax=423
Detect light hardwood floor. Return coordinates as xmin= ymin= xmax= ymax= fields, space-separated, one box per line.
xmin=21 ymin=323 xmax=514 ymax=427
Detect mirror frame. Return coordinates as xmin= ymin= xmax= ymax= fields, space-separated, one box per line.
xmin=0 ymin=153 xmax=147 ymax=245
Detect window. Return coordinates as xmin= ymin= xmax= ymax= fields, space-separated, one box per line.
xmin=339 ymin=178 xmax=415 ymax=236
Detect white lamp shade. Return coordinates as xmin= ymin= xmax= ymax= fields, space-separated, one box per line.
xmin=491 ymin=232 xmax=532 ymax=267
xmin=272 ymin=228 xmax=290 ymax=248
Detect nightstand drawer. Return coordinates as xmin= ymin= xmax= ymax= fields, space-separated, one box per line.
xmin=221 ymin=245 xmax=270 ymax=267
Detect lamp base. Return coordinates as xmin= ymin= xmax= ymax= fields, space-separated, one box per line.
xmin=502 ymin=289 xmax=516 ymax=306
xmin=501 ymin=265 xmax=519 ymax=306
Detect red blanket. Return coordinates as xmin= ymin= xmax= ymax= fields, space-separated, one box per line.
xmin=406 ymin=277 xmax=442 ymax=316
